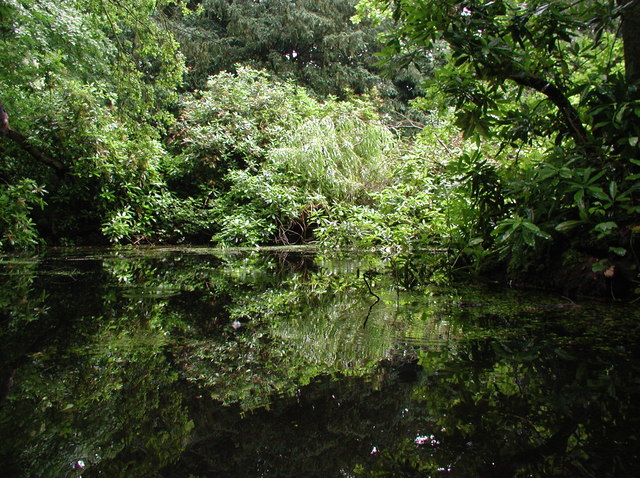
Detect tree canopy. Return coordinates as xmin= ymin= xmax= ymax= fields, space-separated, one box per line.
xmin=0 ymin=0 xmax=185 ymax=246
xmin=163 ymin=0 xmax=436 ymax=108
xmin=354 ymin=0 xmax=639 ymax=292
xmin=165 ymin=0 xmax=386 ymax=95
xmin=358 ymin=0 xmax=640 ymax=150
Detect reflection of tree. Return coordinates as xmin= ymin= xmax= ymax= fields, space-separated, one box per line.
xmin=3 ymin=343 xmax=192 ymax=477
xmin=2 ymin=249 xmax=639 ymax=477
xmin=0 ymin=248 xmax=400 ymax=475
xmin=170 ymin=250 xmax=402 ymax=409
xmin=0 ymin=251 xmax=201 ymax=476
xmin=0 ymin=256 xmax=107 ymax=405
xmin=164 ymin=369 xmax=430 ymax=478
xmin=353 ymin=312 xmax=640 ymax=477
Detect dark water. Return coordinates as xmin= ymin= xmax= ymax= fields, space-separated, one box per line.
xmin=1 ymin=247 xmax=639 ymax=477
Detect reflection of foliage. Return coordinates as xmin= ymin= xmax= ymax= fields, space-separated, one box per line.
xmin=6 ymin=338 xmax=193 ymax=478
xmin=167 ymin=249 xmax=409 ymax=409
xmin=1 ymin=248 xmax=639 ymax=476
xmin=353 ymin=308 xmax=640 ymax=477
xmin=0 ymin=248 xmax=407 ymax=473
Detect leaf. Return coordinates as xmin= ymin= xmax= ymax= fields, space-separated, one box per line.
xmin=536 ymin=229 xmax=552 ymax=240
xmin=555 ymin=220 xmax=584 ymax=232
xmin=593 ymin=221 xmax=617 ymax=235
xmin=498 ymin=228 xmax=515 ymax=243
xmin=589 ymin=187 xmax=609 ymax=201
xmin=615 ymin=104 xmax=629 ymax=123
xmin=587 ymin=169 xmax=606 ymax=184
xmin=609 ymin=247 xmax=626 ymax=256
xmin=522 ymin=231 xmax=536 ymax=247
xmin=521 ymin=220 xmax=538 ymax=232
xmin=629 ymin=137 xmax=639 ymax=147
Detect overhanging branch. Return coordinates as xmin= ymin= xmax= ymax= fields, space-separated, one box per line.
xmin=507 ymin=72 xmax=590 ymax=148
xmin=0 ymin=103 xmax=67 ymax=173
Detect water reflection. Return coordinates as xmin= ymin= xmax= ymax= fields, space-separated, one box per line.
xmin=0 ymin=247 xmax=639 ymax=477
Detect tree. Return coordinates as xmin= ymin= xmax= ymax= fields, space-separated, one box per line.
xmin=620 ymin=0 xmax=640 ymax=86
xmin=162 ymin=0 xmax=438 ymax=118
xmin=357 ymin=0 xmax=640 ymax=292
xmin=358 ymin=0 xmax=639 ymax=148
xmin=164 ymin=0 xmax=388 ymax=95
xmin=0 ymin=0 xmax=185 ymax=248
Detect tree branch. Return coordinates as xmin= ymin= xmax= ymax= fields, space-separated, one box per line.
xmin=0 ymin=103 xmax=67 ymax=173
xmin=507 ymin=72 xmax=590 ymax=148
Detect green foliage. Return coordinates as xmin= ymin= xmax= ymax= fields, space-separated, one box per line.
xmin=3 ymin=249 xmax=640 ymax=475
xmin=0 ymin=179 xmax=46 ymax=250
xmin=0 ymin=0 xmax=186 ymax=249
xmin=166 ymin=67 xmax=321 ymax=245
xmin=165 ymin=0 xmax=396 ymax=97
xmin=0 ymin=0 xmax=184 ymax=123
xmin=311 ymin=163 xmax=443 ymax=249
xmin=172 ymin=67 xmax=320 ymax=185
xmin=9 ymin=80 xmax=173 ymax=244
xmin=352 ymin=0 xmax=640 ymax=288
xmin=361 ymin=1 xmax=627 ymax=143
xmin=1 ymin=0 xmax=637 ymax=297
xmin=210 ymin=169 xmax=307 ymax=246
xmin=267 ymin=99 xmax=395 ymax=202
xmin=311 ymin=112 xmax=469 ymax=251
xmin=172 ymin=67 xmax=398 ymax=247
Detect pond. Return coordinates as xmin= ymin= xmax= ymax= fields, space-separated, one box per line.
xmin=1 ymin=247 xmax=639 ymax=477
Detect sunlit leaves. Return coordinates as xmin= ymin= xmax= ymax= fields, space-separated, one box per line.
xmin=174 ymin=67 xmax=398 ymax=247
xmin=176 ymin=67 xmax=320 ymax=173
xmin=267 ymin=108 xmax=395 ymax=202
xmin=0 ymin=0 xmax=186 ymax=249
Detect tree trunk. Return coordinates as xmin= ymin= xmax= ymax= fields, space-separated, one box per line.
xmin=0 ymin=103 xmax=67 ymax=173
xmin=620 ymin=0 xmax=640 ymax=89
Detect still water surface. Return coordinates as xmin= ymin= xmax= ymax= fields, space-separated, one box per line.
xmin=1 ymin=247 xmax=639 ymax=477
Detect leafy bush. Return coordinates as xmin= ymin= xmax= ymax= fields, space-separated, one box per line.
xmin=0 ymin=0 xmax=186 ymax=248
xmin=310 ymin=114 xmax=462 ymax=250
xmin=0 ymin=179 xmax=46 ymax=250
xmin=209 ymin=169 xmax=307 ymax=246
xmin=170 ymin=67 xmax=321 ymax=192
xmin=172 ymin=68 xmax=400 ymax=247
xmin=267 ymin=99 xmax=395 ymax=202
xmin=21 ymin=81 xmax=174 ymax=244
